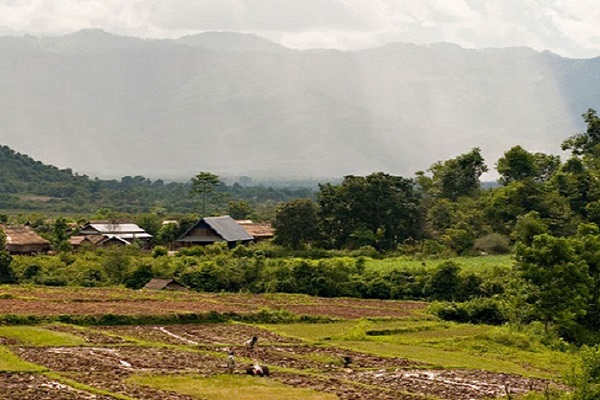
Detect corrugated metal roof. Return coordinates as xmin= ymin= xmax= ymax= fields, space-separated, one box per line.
xmin=204 ymin=216 xmax=254 ymax=242
xmin=82 ymin=223 xmax=148 ymax=234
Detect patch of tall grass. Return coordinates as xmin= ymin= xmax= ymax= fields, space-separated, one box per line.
xmin=128 ymin=374 xmax=337 ymax=400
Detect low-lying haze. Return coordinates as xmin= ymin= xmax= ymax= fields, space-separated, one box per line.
xmin=0 ymin=2 xmax=599 ymax=180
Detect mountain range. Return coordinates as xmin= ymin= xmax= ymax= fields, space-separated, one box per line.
xmin=1 ymin=29 xmax=599 ymax=180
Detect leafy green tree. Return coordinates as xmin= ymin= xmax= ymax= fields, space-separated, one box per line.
xmin=51 ymin=217 xmax=71 ymax=252
xmin=426 ymin=261 xmax=462 ymax=301
xmin=515 ymin=234 xmax=591 ymax=333
xmin=228 ymin=200 xmax=254 ymax=220
xmin=496 ymin=146 xmax=561 ymax=185
xmin=441 ymin=223 xmax=476 ymax=255
xmin=426 ymin=197 xmax=485 ymax=239
xmin=273 ymin=199 xmax=319 ymax=250
xmin=576 ymin=228 xmax=600 ymax=338
xmin=427 ymin=148 xmax=488 ymax=200
xmin=124 ymin=264 xmax=155 ymax=289
xmin=533 ymin=152 xmax=561 ymax=182
xmin=0 ymin=229 xmax=15 ymax=284
xmin=318 ymin=173 xmax=421 ymax=250
xmin=512 ymin=211 xmax=549 ymax=246
xmin=134 ymin=213 xmax=163 ymax=240
xmin=100 ymin=248 xmax=131 ymax=285
xmin=156 ymin=222 xmax=180 ymax=247
xmin=497 ymin=145 xmax=537 ymax=185
xmin=562 ymin=108 xmax=600 ymax=157
xmin=190 ymin=172 xmax=222 ymax=215
xmin=552 ymin=158 xmax=596 ymax=217
xmin=567 ymin=345 xmax=600 ymax=400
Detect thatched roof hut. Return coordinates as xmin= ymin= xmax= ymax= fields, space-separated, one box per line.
xmin=236 ymin=220 xmax=274 ymax=241
xmin=2 ymin=225 xmax=51 ymax=255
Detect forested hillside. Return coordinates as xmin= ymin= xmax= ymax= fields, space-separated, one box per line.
xmin=0 ymin=145 xmax=313 ymax=215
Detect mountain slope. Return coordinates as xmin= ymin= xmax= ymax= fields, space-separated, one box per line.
xmin=0 ymin=31 xmax=598 ymax=179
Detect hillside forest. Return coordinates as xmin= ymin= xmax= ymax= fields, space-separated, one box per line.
xmin=1 ymin=109 xmax=600 ymax=347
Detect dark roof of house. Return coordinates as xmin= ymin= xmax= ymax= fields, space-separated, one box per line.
xmin=205 ymin=216 xmax=254 ymax=241
xmin=2 ymin=225 xmax=50 ymax=246
xmin=178 ymin=215 xmax=254 ymax=242
xmin=143 ymin=278 xmax=188 ymax=290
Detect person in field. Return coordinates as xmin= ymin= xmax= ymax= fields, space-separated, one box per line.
xmin=245 ymin=335 xmax=258 ymax=357
xmin=246 ymin=362 xmax=270 ymax=377
xmin=226 ymin=351 xmax=236 ymax=374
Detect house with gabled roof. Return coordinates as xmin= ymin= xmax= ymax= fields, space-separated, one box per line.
xmin=79 ymin=222 xmax=152 ymax=246
xmin=143 ymin=278 xmax=189 ymax=291
xmin=176 ymin=215 xmax=254 ymax=248
xmin=69 ymin=234 xmax=105 ymax=248
xmin=1 ymin=225 xmax=51 ymax=255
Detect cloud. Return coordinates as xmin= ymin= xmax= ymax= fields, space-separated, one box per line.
xmin=0 ymin=0 xmax=598 ymax=57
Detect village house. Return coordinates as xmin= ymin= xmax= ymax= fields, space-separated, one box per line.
xmin=143 ymin=278 xmax=189 ymax=291
xmin=235 ymin=220 xmax=274 ymax=242
xmin=1 ymin=225 xmax=51 ymax=255
xmin=69 ymin=234 xmax=105 ymax=249
xmin=79 ymin=222 xmax=152 ymax=246
xmin=176 ymin=215 xmax=254 ymax=248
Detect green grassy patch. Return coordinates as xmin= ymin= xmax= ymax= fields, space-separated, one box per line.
xmin=263 ymin=319 xmax=448 ymax=342
xmin=262 ymin=319 xmax=576 ymax=379
xmin=128 ymin=374 xmax=337 ymax=400
xmin=0 ymin=346 xmax=45 ymax=372
xmin=365 ymin=254 xmax=513 ymax=274
xmin=0 ymin=326 xmax=87 ymax=346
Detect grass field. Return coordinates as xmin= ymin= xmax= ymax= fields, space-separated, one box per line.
xmin=365 ymin=254 xmax=514 ymax=274
xmin=263 ymin=319 xmax=575 ymax=379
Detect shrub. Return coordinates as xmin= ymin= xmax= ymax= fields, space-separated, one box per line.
xmin=430 ymin=298 xmax=507 ymax=325
xmin=474 ymin=233 xmax=512 ymax=254
xmin=567 ymin=345 xmax=600 ymax=400
xmin=151 ymin=246 xmax=168 ymax=258
xmin=426 ymin=261 xmax=462 ymax=301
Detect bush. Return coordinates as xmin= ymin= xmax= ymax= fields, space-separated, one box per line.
xmin=567 ymin=345 xmax=600 ymax=400
xmin=430 ymin=298 xmax=508 ymax=325
xmin=474 ymin=233 xmax=512 ymax=254
xmin=151 ymin=246 xmax=168 ymax=258
xmin=426 ymin=261 xmax=462 ymax=301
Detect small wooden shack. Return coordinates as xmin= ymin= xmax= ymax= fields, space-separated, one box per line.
xmin=143 ymin=278 xmax=189 ymax=291
xmin=2 ymin=225 xmax=51 ymax=255
xmin=176 ymin=215 xmax=254 ymax=248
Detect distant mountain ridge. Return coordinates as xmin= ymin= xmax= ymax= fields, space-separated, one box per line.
xmin=1 ymin=30 xmax=599 ymax=179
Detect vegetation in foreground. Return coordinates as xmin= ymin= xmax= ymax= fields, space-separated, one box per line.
xmin=0 ymin=302 xmax=598 ymax=399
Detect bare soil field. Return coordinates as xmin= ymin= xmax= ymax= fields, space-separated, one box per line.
xmin=0 ymin=322 xmax=560 ymax=400
xmin=0 ymin=288 xmax=563 ymax=399
xmin=0 ymin=287 xmax=426 ymax=319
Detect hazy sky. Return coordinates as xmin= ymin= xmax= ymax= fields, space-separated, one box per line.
xmin=1 ymin=0 xmax=599 ymax=58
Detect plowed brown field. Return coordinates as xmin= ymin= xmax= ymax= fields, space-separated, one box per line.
xmin=0 ymin=288 xmax=561 ymax=399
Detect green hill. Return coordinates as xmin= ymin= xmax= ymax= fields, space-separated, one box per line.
xmin=0 ymin=145 xmax=83 ymax=195
xmin=0 ymin=145 xmax=313 ymax=215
